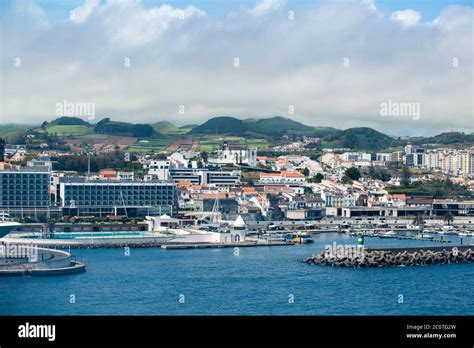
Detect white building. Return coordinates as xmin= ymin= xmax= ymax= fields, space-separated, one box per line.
xmin=341 ymin=152 xmax=371 ymax=162
xmin=208 ymin=143 xmax=257 ymax=166
xmin=259 ymin=170 xmax=306 ymax=185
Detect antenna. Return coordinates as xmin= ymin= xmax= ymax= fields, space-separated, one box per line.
xmin=118 ymin=190 xmax=128 ymax=218
xmin=211 ymin=191 xmax=220 ymax=224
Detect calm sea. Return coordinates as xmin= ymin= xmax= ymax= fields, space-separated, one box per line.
xmin=1 ymin=233 xmax=473 ymax=315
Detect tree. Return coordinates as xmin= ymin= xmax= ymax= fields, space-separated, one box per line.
xmin=412 ymin=213 xmax=425 ymax=226
xmin=368 ymin=165 xmax=391 ymax=182
xmin=344 ymin=167 xmax=361 ymax=181
xmin=444 ymin=212 xmax=454 ymax=226
xmin=341 ymin=175 xmax=353 ymax=184
xmin=313 ymin=173 xmax=324 ymax=183
xmin=302 ymin=168 xmax=310 ymax=177
xmin=368 ymin=165 xmax=376 ymax=179
xmin=401 ymin=165 xmax=411 ymax=187
xmin=200 ymin=151 xmax=208 ymax=163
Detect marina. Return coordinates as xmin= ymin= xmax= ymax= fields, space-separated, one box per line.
xmin=0 ymin=231 xmax=472 ymax=315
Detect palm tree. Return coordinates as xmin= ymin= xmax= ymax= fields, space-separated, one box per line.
xmin=413 ymin=213 xmax=424 ymax=226
xmin=444 ymin=212 xmax=454 ymax=226
xmin=412 ymin=213 xmax=425 ymax=234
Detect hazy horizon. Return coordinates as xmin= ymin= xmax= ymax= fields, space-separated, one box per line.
xmin=0 ymin=114 xmax=471 ymax=138
xmin=1 ymin=0 xmax=473 ymax=136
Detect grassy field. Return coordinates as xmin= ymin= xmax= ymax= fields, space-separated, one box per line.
xmin=74 ymin=133 xmax=109 ymax=140
xmin=45 ymin=125 xmax=93 ymax=136
xmin=125 ymin=137 xmax=173 ymax=153
xmin=152 ymin=121 xmax=193 ymax=135
xmin=197 ymin=135 xmax=269 ymax=152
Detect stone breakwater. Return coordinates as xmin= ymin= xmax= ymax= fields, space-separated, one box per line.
xmin=304 ymin=247 xmax=474 ymax=268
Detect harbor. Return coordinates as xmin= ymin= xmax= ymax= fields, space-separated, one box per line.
xmin=1 ymin=231 xmax=472 ymax=316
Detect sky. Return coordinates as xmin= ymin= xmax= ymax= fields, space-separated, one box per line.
xmin=0 ymin=0 xmax=473 ymax=136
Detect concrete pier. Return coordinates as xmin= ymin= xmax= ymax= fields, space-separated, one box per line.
xmin=0 ymin=245 xmax=86 ymax=276
xmin=161 ymin=241 xmax=292 ymax=249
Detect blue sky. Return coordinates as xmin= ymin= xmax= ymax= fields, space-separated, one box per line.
xmin=4 ymin=0 xmax=473 ymax=21
xmin=1 ymin=0 xmax=472 ymax=135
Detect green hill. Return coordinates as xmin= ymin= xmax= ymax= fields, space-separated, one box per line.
xmin=0 ymin=129 xmax=26 ymax=144
xmin=190 ymin=116 xmax=338 ymax=137
xmin=413 ymin=132 xmax=474 ymax=145
xmin=189 ymin=116 xmax=248 ymax=135
xmin=42 ymin=116 xmax=90 ymax=127
xmin=45 ymin=125 xmax=92 ymax=136
xmin=244 ymin=116 xmax=315 ymax=135
xmin=41 ymin=117 xmax=93 ymax=136
xmin=322 ymin=127 xmax=394 ymax=150
xmin=152 ymin=121 xmax=191 ymax=135
xmin=94 ymin=118 xmax=156 ymax=138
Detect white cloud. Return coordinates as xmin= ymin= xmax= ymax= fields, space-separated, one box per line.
xmin=71 ymin=0 xmax=100 ymax=23
xmin=250 ymin=0 xmax=285 ymax=17
xmin=102 ymin=2 xmax=206 ymax=45
xmin=0 ymin=1 xmax=472 ymax=136
xmin=390 ymin=9 xmax=421 ymax=27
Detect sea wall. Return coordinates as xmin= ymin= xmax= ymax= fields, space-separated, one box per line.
xmin=305 ymin=247 xmax=474 ymax=268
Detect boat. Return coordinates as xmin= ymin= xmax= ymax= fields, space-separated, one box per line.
xmin=0 ymin=213 xmax=21 ymax=238
xmin=420 ymin=233 xmax=434 ymax=239
xmin=458 ymin=231 xmax=473 ymax=237
xmin=379 ymin=231 xmax=398 ymax=238
xmin=406 ymin=225 xmax=422 ymax=232
xmin=286 ymin=233 xmax=314 ymax=244
xmin=339 ymin=223 xmax=352 ymax=233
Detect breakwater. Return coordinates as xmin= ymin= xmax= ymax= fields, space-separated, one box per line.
xmin=305 ymin=246 xmax=474 ymax=268
xmin=0 ymin=245 xmax=86 ymax=276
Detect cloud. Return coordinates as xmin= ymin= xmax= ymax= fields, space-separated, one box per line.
xmin=0 ymin=0 xmax=472 ymax=136
xmin=250 ymin=0 xmax=286 ymax=17
xmin=390 ymin=9 xmax=421 ymax=27
xmin=71 ymin=0 xmax=100 ymax=23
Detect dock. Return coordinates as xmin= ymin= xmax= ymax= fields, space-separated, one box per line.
xmin=161 ymin=241 xmax=293 ymax=250
xmin=0 ymin=246 xmax=86 ymax=276
xmin=365 ymin=233 xmax=451 ymax=242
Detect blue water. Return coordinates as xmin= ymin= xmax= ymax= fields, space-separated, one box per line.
xmin=22 ymin=231 xmax=152 ymax=239
xmin=1 ymin=233 xmax=473 ymax=315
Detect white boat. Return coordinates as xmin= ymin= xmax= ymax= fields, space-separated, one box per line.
xmin=458 ymin=231 xmax=473 ymax=237
xmin=379 ymin=230 xmax=397 ymax=237
xmin=406 ymin=225 xmax=422 ymax=232
xmin=0 ymin=213 xmax=21 ymax=238
xmin=339 ymin=223 xmax=352 ymax=233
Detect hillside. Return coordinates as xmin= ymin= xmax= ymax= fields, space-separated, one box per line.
xmin=244 ymin=116 xmax=315 ymax=135
xmin=322 ymin=127 xmax=394 ymax=150
xmin=40 ymin=117 xmax=93 ymax=136
xmin=0 ymin=128 xmax=26 ymax=144
xmin=412 ymin=132 xmax=474 ymax=146
xmin=152 ymin=121 xmax=191 ymax=135
xmin=189 ymin=116 xmax=248 ymax=135
xmin=94 ymin=118 xmax=156 ymax=138
xmin=42 ymin=116 xmax=90 ymax=128
xmin=190 ymin=116 xmax=338 ymax=138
